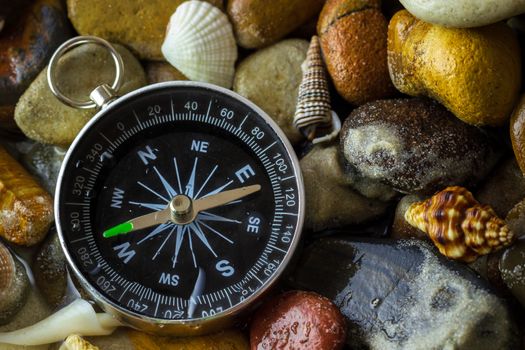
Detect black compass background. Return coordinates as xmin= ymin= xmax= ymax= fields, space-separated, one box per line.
xmin=95 ymin=123 xmax=274 ymax=299
xmin=58 ymin=84 xmax=302 ymax=320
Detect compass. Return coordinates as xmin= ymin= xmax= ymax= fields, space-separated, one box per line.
xmin=52 ymin=38 xmax=304 ymax=335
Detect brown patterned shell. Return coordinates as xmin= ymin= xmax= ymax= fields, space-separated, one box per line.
xmin=405 ymin=186 xmax=514 ymax=262
xmin=293 ymin=35 xmax=332 ymax=140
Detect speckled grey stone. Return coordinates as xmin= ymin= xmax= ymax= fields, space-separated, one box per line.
xmin=340 ymin=98 xmax=500 ymax=194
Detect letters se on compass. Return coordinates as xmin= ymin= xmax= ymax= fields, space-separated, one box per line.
xmin=57 ymin=85 xmax=302 ymax=321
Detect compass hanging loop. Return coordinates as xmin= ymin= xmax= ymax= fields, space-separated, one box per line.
xmin=47 ymin=36 xmax=124 ymax=109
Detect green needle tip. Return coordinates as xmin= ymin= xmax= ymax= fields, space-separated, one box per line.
xmin=103 ymin=222 xmax=133 ymax=238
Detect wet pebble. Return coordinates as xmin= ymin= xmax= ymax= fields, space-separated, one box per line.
xmin=250 ymin=290 xmax=346 ymax=350
xmin=289 ymin=237 xmax=520 ymax=349
xmin=33 ymin=230 xmax=68 ymax=309
xmin=388 ymin=10 xmax=521 ymax=126
xmin=500 ymin=238 xmax=525 ymax=308
xmin=318 ymin=0 xmax=396 ymax=105
xmin=233 ymin=39 xmax=308 ymax=144
xmin=227 ymin=0 xmax=325 ymax=49
xmin=67 ymin=0 xmax=222 ymax=60
xmin=300 ymin=144 xmax=390 ymax=231
xmin=505 ymin=197 xmax=525 ymax=238
xmin=14 ymin=43 xmax=146 ymax=147
xmin=0 ymin=0 xmax=72 ymax=130
xmin=17 ymin=142 xmax=66 ymax=195
xmin=476 ymin=157 xmax=525 ymax=218
xmin=340 ymin=98 xmax=500 ymax=194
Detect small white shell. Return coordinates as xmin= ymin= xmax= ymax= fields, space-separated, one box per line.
xmin=0 ymin=299 xmax=121 ymax=346
xmin=161 ymin=1 xmax=238 ymax=88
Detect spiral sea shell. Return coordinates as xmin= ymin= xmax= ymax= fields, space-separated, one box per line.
xmin=59 ymin=335 xmax=99 ymax=350
xmin=405 ymin=186 xmax=514 ymax=262
xmin=293 ymin=36 xmax=332 ymax=140
xmin=161 ymin=0 xmax=237 ymax=88
xmin=0 ymin=241 xmax=29 ymax=325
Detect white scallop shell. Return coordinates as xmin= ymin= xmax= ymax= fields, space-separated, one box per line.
xmin=161 ymin=1 xmax=238 ymax=88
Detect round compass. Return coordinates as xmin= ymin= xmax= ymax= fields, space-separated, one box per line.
xmin=55 ymin=81 xmax=304 ymax=335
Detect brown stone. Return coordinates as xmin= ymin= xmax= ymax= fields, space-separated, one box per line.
xmin=67 ymin=0 xmax=223 ymax=60
xmin=318 ymin=0 xmax=396 ymax=105
xmin=145 ymin=61 xmax=187 ymax=84
xmin=250 ymin=291 xmax=346 ymax=350
xmin=391 ymin=194 xmax=427 ymax=240
xmin=0 ymin=0 xmax=72 ymax=129
xmin=476 ymin=157 xmax=525 ymax=218
xmin=227 ymin=0 xmax=325 ymax=48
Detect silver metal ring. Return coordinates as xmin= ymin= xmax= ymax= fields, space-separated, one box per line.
xmin=47 ymin=36 xmax=124 ymax=109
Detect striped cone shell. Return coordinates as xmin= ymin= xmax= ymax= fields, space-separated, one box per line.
xmin=293 ymin=36 xmax=332 ymax=140
xmin=405 ymin=186 xmax=515 ymax=262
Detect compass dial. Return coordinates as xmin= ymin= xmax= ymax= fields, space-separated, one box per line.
xmin=56 ymin=83 xmax=303 ymax=325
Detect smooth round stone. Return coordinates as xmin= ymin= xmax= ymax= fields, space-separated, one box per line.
xmin=0 ymin=0 xmax=72 ymax=130
xmin=500 ymin=238 xmax=525 ymax=307
xmin=399 ymin=0 xmax=525 ymax=28
xmin=340 ymin=98 xmax=501 ymax=194
xmin=233 ymin=39 xmax=308 ymax=144
xmin=145 ymin=61 xmax=187 ymax=84
xmin=505 ymin=197 xmax=525 ymax=238
xmin=67 ymin=0 xmax=223 ymax=60
xmin=388 ymin=10 xmax=521 ymax=127
xmin=475 ymin=157 xmax=525 ymax=218
xmin=318 ymin=0 xmax=396 ymax=105
xmin=227 ymin=0 xmax=325 ymax=49
xmin=289 ymin=237 xmax=520 ymax=349
xmin=16 ymin=141 xmax=66 ymax=195
xmin=33 ymin=229 xmax=68 ymax=309
xmin=300 ymin=144 xmax=389 ymax=231
xmin=250 ymin=291 xmax=346 ymax=349
xmin=14 ymin=43 xmax=146 ymax=147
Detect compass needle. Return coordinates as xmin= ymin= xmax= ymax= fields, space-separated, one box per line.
xmin=54 ymin=81 xmax=302 ymax=332
xmin=103 ymin=221 xmax=134 ymax=238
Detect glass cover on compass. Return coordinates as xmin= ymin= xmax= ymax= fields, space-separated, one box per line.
xmin=56 ymin=83 xmax=303 ymax=322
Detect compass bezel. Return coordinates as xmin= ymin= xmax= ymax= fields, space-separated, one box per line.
xmin=55 ymin=81 xmax=305 ymax=335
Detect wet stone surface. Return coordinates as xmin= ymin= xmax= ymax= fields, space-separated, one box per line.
xmin=289 ymin=237 xmax=520 ymax=349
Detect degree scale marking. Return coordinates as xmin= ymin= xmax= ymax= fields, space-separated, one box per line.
xmin=66 ymin=92 xmax=299 ymax=319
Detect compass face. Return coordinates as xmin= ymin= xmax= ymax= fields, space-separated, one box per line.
xmin=56 ymin=83 xmax=303 ymax=323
